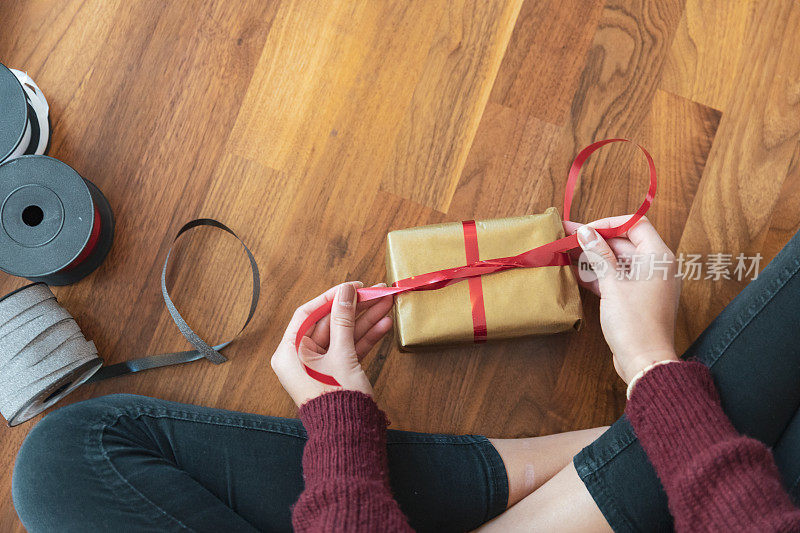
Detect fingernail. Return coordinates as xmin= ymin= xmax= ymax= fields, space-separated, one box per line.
xmin=577 ymin=225 xmax=600 ymax=249
xmin=339 ymin=283 xmax=355 ymax=307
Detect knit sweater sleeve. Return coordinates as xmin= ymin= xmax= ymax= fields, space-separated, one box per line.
xmin=626 ymin=361 xmax=800 ymax=532
xmin=292 ymin=390 xmax=413 ymax=533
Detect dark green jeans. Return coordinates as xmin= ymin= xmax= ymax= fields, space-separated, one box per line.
xmin=13 ymin=229 xmax=800 ymax=532
xmin=12 ymin=393 xmax=507 ymax=532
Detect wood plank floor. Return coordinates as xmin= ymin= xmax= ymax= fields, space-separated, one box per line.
xmin=1 ymin=1 xmax=799 ymax=529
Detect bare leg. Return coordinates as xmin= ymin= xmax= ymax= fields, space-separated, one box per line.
xmin=490 ymin=426 xmax=608 ymax=507
xmin=477 ymin=462 xmax=613 ymax=532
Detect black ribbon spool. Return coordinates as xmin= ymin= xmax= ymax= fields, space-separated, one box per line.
xmin=0 ymin=63 xmax=51 ymax=163
xmin=0 ymin=155 xmax=114 ymax=285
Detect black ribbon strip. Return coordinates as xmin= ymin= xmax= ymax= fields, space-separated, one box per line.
xmin=87 ymin=219 xmax=260 ymax=382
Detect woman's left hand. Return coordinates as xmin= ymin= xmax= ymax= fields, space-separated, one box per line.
xmin=271 ymin=282 xmax=394 ymax=407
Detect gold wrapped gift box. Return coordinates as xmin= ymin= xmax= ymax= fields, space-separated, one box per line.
xmin=386 ymin=207 xmax=583 ymax=350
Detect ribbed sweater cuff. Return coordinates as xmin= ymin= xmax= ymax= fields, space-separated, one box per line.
xmin=626 ymin=361 xmax=739 ymax=461
xmin=299 ymin=390 xmax=390 ymax=482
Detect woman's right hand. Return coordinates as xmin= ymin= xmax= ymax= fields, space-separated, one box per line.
xmin=563 ymin=216 xmax=681 ymax=384
xmin=270 ymin=282 xmax=394 ymax=407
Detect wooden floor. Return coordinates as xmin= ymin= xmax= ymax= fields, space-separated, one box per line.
xmin=1 ymin=0 xmax=799 ymax=529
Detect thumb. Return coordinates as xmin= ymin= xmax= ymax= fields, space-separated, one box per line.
xmin=329 ymin=282 xmax=358 ymax=353
xmin=576 ymin=225 xmax=618 ymax=289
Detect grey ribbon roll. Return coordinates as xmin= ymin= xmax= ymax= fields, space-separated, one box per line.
xmin=0 ymin=219 xmax=260 ymax=425
xmin=0 ymin=283 xmax=102 ymax=426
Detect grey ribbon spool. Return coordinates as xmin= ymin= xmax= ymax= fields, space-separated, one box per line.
xmin=0 ymin=219 xmax=260 ymax=426
xmin=0 ymin=283 xmax=102 ymax=426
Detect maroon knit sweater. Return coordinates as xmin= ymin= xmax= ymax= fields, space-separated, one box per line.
xmin=293 ymin=362 xmax=800 ymax=531
xmin=627 ymin=361 xmax=800 ymax=531
xmin=294 ymin=390 xmax=412 ymax=532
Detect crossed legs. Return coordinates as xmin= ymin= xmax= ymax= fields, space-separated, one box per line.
xmin=487 ymin=431 xmax=613 ymax=531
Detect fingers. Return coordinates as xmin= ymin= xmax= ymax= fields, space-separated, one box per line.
xmin=354 ymin=294 xmax=393 ymax=341
xmin=576 ymin=225 xmax=618 ymax=291
xmin=566 ymin=220 xmax=633 ymax=260
xmin=563 ymin=220 xmax=586 ymax=235
xmin=294 ymin=336 xmax=327 ymax=383
xmin=606 ymin=236 xmax=637 ymax=258
xmin=310 ymin=283 xmax=389 ymax=348
xmin=564 ymin=217 xmax=631 ymax=241
xmin=566 ymin=215 xmax=671 ymax=257
xmin=571 ymin=263 xmax=600 ymax=296
xmin=289 ymin=282 xmax=363 ymax=347
xmin=567 ymin=235 xmax=634 ymax=262
xmin=571 ymin=216 xmax=667 ymax=249
xmin=298 ymin=336 xmax=325 ymax=358
xmin=309 ymin=313 xmax=331 ymax=348
xmin=570 ymin=238 xmax=632 ymax=295
xmin=329 ymin=282 xmax=359 ymax=352
xmin=581 ymin=215 xmax=631 ymax=231
xmin=285 ymin=285 xmax=340 ymax=345
xmin=622 ymin=217 xmax=667 ymax=251
xmin=355 ymin=316 xmax=393 ymax=358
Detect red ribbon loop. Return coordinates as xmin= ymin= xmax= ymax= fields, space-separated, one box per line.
xmin=295 ymin=138 xmax=656 ymax=386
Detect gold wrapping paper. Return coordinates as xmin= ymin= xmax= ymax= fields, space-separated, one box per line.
xmin=386 ymin=207 xmax=582 ymax=350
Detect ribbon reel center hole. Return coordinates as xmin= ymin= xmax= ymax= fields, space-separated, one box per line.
xmin=21 ymin=205 xmax=44 ymax=227
xmin=42 ymin=380 xmax=72 ymax=403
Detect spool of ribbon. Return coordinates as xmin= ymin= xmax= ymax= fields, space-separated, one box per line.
xmin=0 ymin=219 xmax=260 ymax=426
xmin=0 ymin=155 xmax=115 ymax=286
xmin=296 ymin=138 xmax=657 ymax=386
xmin=0 ymin=64 xmax=50 ymax=164
xmin=0 ymin=283 xmax=102 ymax=426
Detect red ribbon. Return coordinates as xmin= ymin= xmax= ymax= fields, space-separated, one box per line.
xmin=63 ymin=206 xmax=102 ymax=271
xmin=296 ymin=138 xmax=657 ymax=386
xmin=462 ymin=221 xmax=488 ymax=343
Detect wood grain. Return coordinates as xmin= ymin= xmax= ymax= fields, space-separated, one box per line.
xmin=489 ymin=0 xmax=605 ymax=125
xmin=378 ymin=0 xmax=524 ymax=211
xmin=674 ymin=0 xmax=800 ymax=350
xmin=1 ymin=0 xmax=799 ymax=529
xmin=761 ymin=145 xmax=800 ymax=265
xmin=660 ymin=0 xmax=751 ymax=111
